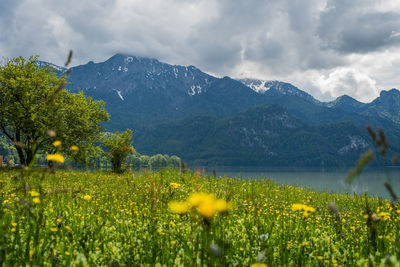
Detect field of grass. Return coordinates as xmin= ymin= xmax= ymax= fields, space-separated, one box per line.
xmin=0 ymin=167 xmax=399 ymax=266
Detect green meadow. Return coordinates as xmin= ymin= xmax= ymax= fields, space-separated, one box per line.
xmin=0 ymin=168 xmax=399 ymax=266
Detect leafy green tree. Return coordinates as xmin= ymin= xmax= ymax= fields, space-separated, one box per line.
xmin=0 ymin=56 xmax=109 ymax=166
xmin=102 ymin=130 xmax=135 ymax=172
xmin=139 ymin=155 xmax=150 ymax=169
xmin=169 ymin=155 xmax=181 ymax=168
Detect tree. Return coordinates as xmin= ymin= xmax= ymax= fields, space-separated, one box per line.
xmin=0 ymin=56 xmax=109 ymax=166
xmin=102 ymin=129 xmax=135 ymax=172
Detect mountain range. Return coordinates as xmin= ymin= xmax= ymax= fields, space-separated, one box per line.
xmin=42 ymin=54 xmax=400 ymax=166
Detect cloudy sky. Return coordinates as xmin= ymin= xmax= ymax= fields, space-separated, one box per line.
xmin=1 ymin=0 xmax=400 ymax=102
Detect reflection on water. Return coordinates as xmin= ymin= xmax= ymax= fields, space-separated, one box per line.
xmin=202 ymin=166 xmax=400 ymax=199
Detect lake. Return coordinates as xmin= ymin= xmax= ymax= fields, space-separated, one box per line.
xmin=202 ymin=166 xmax=400 ymax=199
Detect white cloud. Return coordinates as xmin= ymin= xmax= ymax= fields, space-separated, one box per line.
xmin=1 ymin=0 xmax=400 ymax=102
xmin=315 ymin=68 xmax=378 ymax=102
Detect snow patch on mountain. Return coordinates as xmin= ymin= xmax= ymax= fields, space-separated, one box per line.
xmin=188 ymin=85 xmax=202 ymax=96
xmin=247 ymin=80 xmax=269 ymax=93
xmin=338 ymin=135 xmax=368 ymax=154
xmin=124 ymin=56 xmax=134 ymax=63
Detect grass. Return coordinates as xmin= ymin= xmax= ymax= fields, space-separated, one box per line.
xmin=0 ymin=167 xmax=399 ymax=266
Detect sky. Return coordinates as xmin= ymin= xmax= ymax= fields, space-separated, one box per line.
xmin=1 ymin=0 xmax=400 ymax=102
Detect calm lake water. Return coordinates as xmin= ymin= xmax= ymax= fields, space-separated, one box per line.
xmin=202 ymin=166 xmax=400 ymax=199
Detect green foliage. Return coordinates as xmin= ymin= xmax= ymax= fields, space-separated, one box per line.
xmin=0 ymin=56 xmax=109 ymax=166
xmin=126 ymin=153 xmax=181 ymax=170
xmin=102 ymin=129 xmax=135 ymax=172
xmin=0 ymin=135 xmax=18 ymax=165
xmin=0 ymin=169 xmax=399 ymax=265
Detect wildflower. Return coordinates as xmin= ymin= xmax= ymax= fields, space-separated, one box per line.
xmin=168 ymin=201 xmax=190 ymax=214
xmin=46 ymin=154 xmax=65 ymax=163
xmin=169 ymin=192 xmax=231 ymax=219
xmin=291 ymin=203 xmax=315 ymax=218
xmin=214 ymin=199 xmax=231 ymax=213
xmin=291 ymin=203 xmax=315 ymax=213
xmin=188 ymin=192 xmax=214 ymax=207
xmin=52 ymin=140 xmax=62 ymax=147
xmin=70 ymin=145 xmax=79 ymax=151
xmin=29 ymin=191 xmax=40 ymax=197
xmin=250 ymin=263 xmax=267 ymax=267
xmin=11 ymin=222 xmax=17 ymax=227
xmin=378 ymin=212 xmax=390 ymax=221
xmin=50 ymin=228 xmax=57 ymax=232
xmin=197 ymin=199 xmax=217 ymax=219
xmin=32 ymin=198 xmax=41 ymax=204
xmin=169 ymin=182 xmax=181 ymax=189
xmin=83 ymin=195 xmax=92 ymax=201
xmin=301 ymin=241 xmax=309 ymax=246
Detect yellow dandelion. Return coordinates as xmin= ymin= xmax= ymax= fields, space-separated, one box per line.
xmin=32 ymin=198 xmax=41 ymax=204
xmin=46 ymin=154 xmax=65 ymax=163
xmin=214 ymin=199 xmax=231 ymax=213
xmin=197 ymin=199 xmax=217 ymax=219
xmin=291 ymin=203 xmax=315 ymax=213
xmin=29 ymin=191 xmax=40 ymax=197
xmin=378 ymin=212 xmax=390 ymax=221
xmin=168 ymin=201 xmax=190 ymax=214
xmin=169 ymin=182 xmax=181 ymax=189
xmin=188 ymin=192 xmax=215 ymax=207
xmin=83 ymin=195 xmax=92 ymax=201
xmin=251 ymin=263 xmax=268 ymax=267
xmin=52 ymin=140 xmax=62 ymax=147
xmin=70 ymin=145 xmax=79 ymax=151
xmin=50 ymin=228 xmax=58 ymax=232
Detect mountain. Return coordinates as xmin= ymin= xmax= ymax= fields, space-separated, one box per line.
xmin=362 ymin=89 xmax=400 ymax=124
xmin=134 ymin=104 xmax=374 ymax=166
xmin=239 ymin=78 xmax=320 ymax=104
xmin=33 ymin=54 xmax=400 ymax=166
xmin=324 ymin=95 xmax=365 ymax=113
xmin=66 ymin=54 xmax=268 ymax=129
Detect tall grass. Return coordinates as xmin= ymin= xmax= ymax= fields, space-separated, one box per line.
xmin=0 ymin=168 xmax=399 ymax=266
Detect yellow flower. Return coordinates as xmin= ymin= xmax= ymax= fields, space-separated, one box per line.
xmin=29 ymin=191 xmax=40 ymax=197
xmin=50 ymin=227 xmax=57 ymax=232
xmin=291 ymin=203 xmax=315 ymax=213
xmin=188 ymin=192 xmax=214 ymax=207
xmin=197 ymin=200 xmax=217 ymax=219
xmin=169 ymin=182 xmax=181 ymax=189
xmin=83 ymin=195 xmax=92 ymax=201
xmin=378 ymin=212 xmax=390 ymax=221
xmin=168 ymin=201 xmax=190 ymax=214
xmin=250 ymin=264 xmax=268 ymax=267
xmin=169 ymin=192 xmax=231 ymax=219
xmin=32 ymin=197 xmax=41 ymax=204
xmin=70 ymin=145 xmax=79 ymax=151
xmin=46 ymin=154 xmax=65 ymax=163
xmin=52 ymin=140 xmax=62 ymax=147
xmin=214 ymin=199 xmax=231 ymax=213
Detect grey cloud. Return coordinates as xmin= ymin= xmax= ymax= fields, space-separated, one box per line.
xmin=318 ymin=0 xmax=400 ymax=53
xmin=0 ymin=0 xmax=400 ymax=101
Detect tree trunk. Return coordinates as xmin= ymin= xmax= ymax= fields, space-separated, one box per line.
xmin=15 ymin=146 xmax=27 ymax=167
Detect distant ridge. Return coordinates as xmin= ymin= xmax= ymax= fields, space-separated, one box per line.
xmin=35 ymin=54 xmax=400 ymax=166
